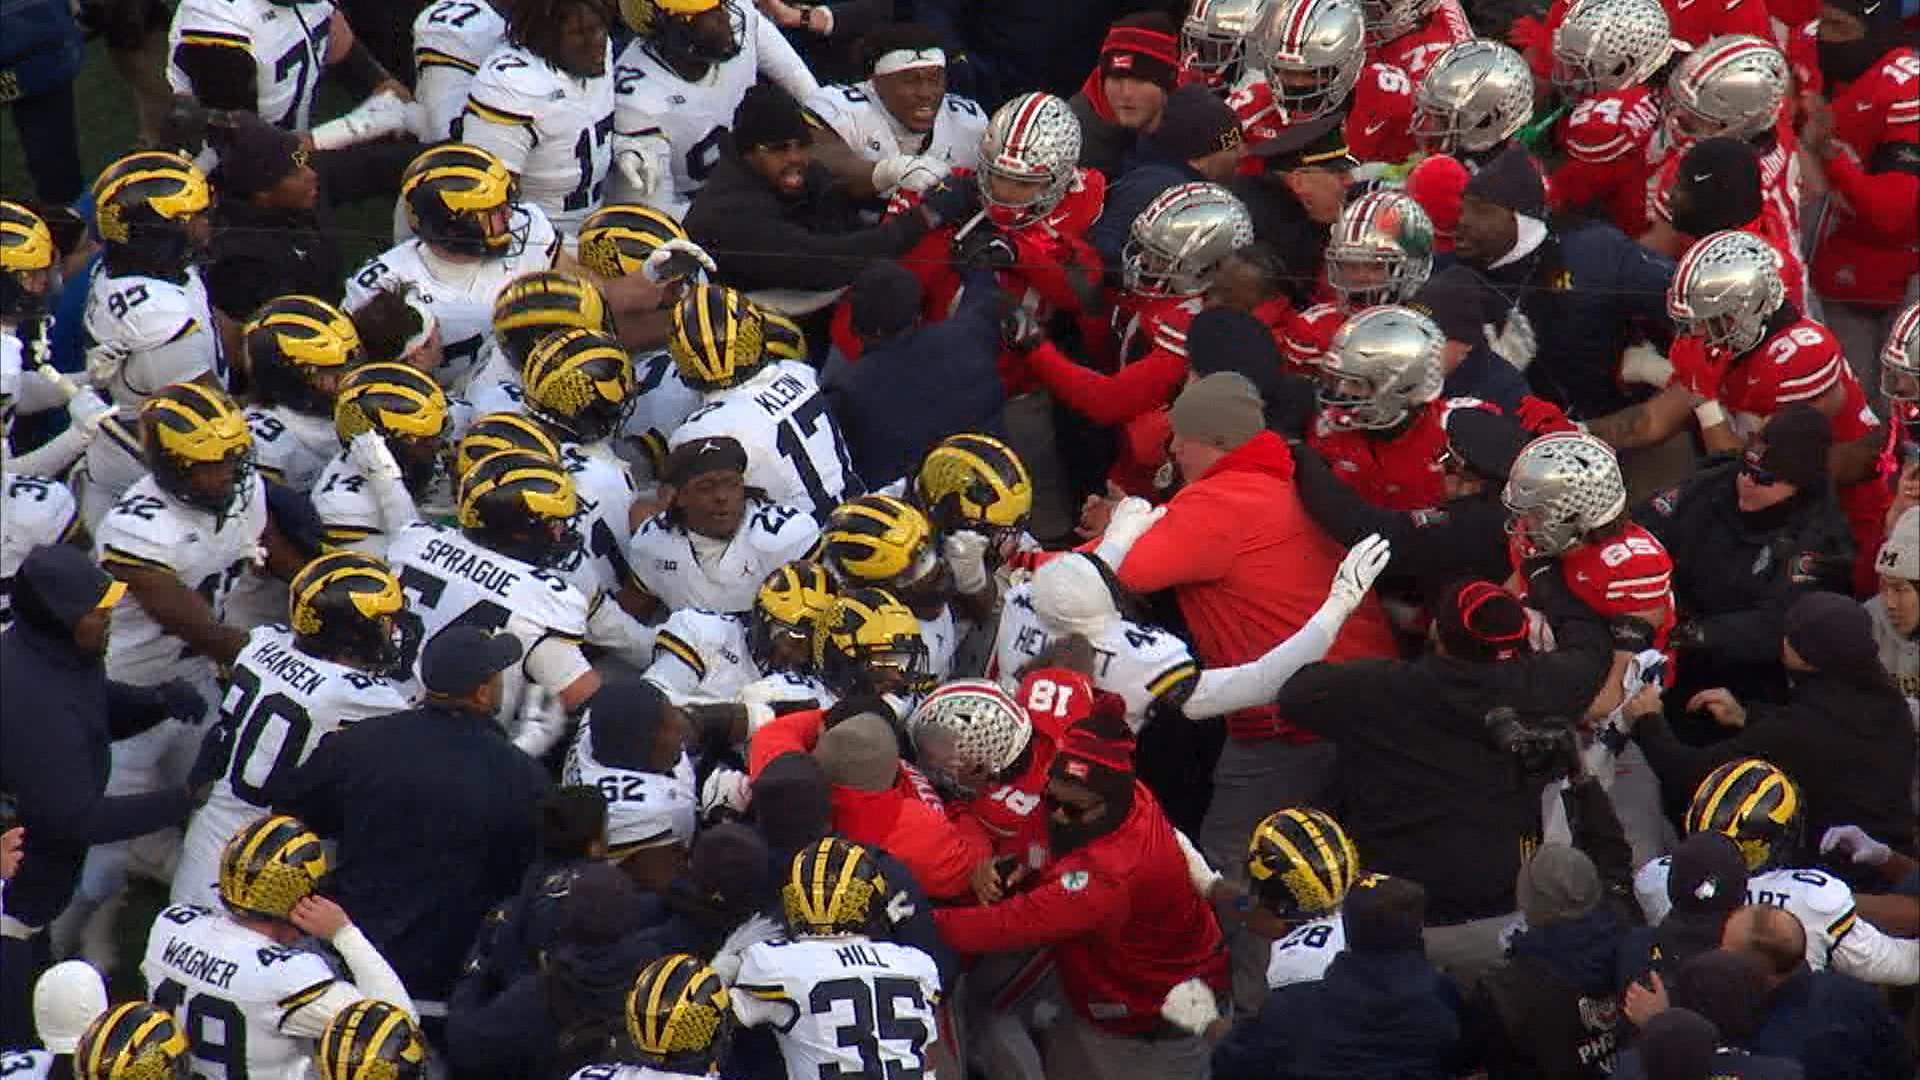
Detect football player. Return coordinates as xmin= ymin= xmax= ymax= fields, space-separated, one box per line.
xmin=568 ymin=954 xmax=734 ymax=1079
xmin=1633 ymin=759 xmax=1918 ymax=983
xmin=1409 ymin=40 xmax=1535 ymax=169
xmin=812 ymin=586 xmax=933 ymax=712
xmin=561 ymin=677 xmax=698 ymax=864
xmin=343 ymin=144 xmax=566 ymax=391
xmin=803 ymin=23 xmax=987 ymax=196
xmin=1885 ymin=302 xmax=1920 ymax=449
xmin=414 ymin=0 xmax=511 ymax=140
xmin=460 ymin=0 xmax=617 ymax=235
xmin=80 ymin=152 xmax=224 ymax=526
xmin=141 ymin=816 xmax=416 ymax=1076
xmin=646 ymin=558 xmax=834 ymax=707
xmin=172 ymin=553 xmax=414 ymax=909
xmin=71 ymin=1001 xmax=193 ymax=1080
xmin=821 ymin=494 xmax=984 ymax=683
xmin=732 ymin=838 xmax=944 ymax=1079
xmin=1545 ymin=0 xmax=1672 ymax=238
xmin=244 ymin=295 xmax=368 ymax=490
xmin=0 ymin=961 xmax=107 ymax=1080
xmin=1225 ymin=0 xmax=1417 ymax=166
xmin=312 ymin=363 xmax=450 ymax=557
xmin=665 ymin=286 xmax=853 ymax=519
xmin=1360 ymin=0 xmax=1471 ymax=85
xmin=1179 ymin=0 xmax=1270 ymax=90
xmin=315 ymin=999 xmax=431 ymax=1080
xmin=387 ymin=448 xmax=600 ymax=724
xmin=907 ymin=673 xmax=1063 ymax=862
xmin=1247 ymin=807 xmax=1364 ymax=988
xmin=1 ymin=474 xmax=86 ymax=629
xmin=3 ymin=199 xmax=117 ymax=481
xmin=608 ymin=0 xmax=821 ymax=215
xmin=464 ymin=270 xmax=612 ymax=420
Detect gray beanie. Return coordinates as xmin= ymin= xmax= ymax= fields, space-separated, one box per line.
xmin=1515 ymin=843 xmax=1601 ymax=926
xmin=815 ymin=712 xmax=900 ymax=792
xmin=1169 ymin=372 xmax=1265 ymax=450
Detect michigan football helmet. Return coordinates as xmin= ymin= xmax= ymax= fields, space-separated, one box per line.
xmin=74 ymin=1001 xmax=191 ymax=1080
xmin=1665 ymin=35 xmax=1789 ymax=145
xmin=219 ymin=814 xmax=328 ymax=920
xmin=750 ymin=560 xmax=836 ymax=672
xmin=1880 ymin=302 xmax=1920 ymax=403
xmin=1326 ymin=191 xmax=1435 ymax=309
xmin=400 ymin=144 xmax=527 ymax=260
xmin=92 ymin=150 xmax=211 ymax=268
xmin=522 ymin=328 xmax=637 ymax=444
xmin=815 ymin=587 xmax=930 ymax=697
xmin=1317 ymin=305 xmax=1445 ymax=430
xmin=1248 ymin=807 xmax=1361 ymax=920
xmin=246 ymin=295 xmax=367 ymax=418
xmin=576 ymin=202 xmax=693 ymax=279
xmin=141 ymin=382 xmax=256 ymax=517
xmin=668 ymin=284 xmax=767 ymax=391
xmin=1685 ymin=758 xmax=1802 ymax=871
xmin=626 ymin=954 xmax=734 ymax=1074
xmin=821 ymin=495 xmax=941 ymax=592
xmin=1182 ymin=0 xmax=1273 ymax=85
xmin=289 ymin=551 xmax=418 ymax=676
xmin=1667 ymin=229 xmax=1784 ymax=355
xmin=1411 ymin=40 xmax=1535 ymax=156
xmin=913 ymin=433 xmax=1033 ymax=545
xmin=977 ymin=92 xmax=1082 ymax=228
xmin=907 ymin=679 xmax=1032 ymax=794
xmin=1122 ymin=182 xmax=1255 ymax=298
xmin=1 ymin=198 xmax=55 ymax=319
xmin=452 ymin=411 xmax=561 ymax=484
xmin=1253 ymin=0 xmax=1367 ymax=123
xmin=317 ymin=999 xmax=429 ymax=1080
xmin=490 ymin=271 xmax=612 ymax=371
xmin=1502 ymin=432 xmax=1628 ymax=558
xmin=619 ymin=0 xmax=743 ymax=65
xmin=457 ymin=448 xmax=581 ymax=568
xmin=334 ymin=362 xmax=450 ymax=497
xmin=759 ymin=305 xmax=808 ymax=363
xmin=1551 ymin=0 xmax=1672 ymax=96
xmin=782 ymin=837 xmax=893 ymax=937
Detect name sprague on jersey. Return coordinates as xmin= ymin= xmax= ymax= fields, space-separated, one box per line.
xmin=417 ymin=535 xmax=526 ymax=597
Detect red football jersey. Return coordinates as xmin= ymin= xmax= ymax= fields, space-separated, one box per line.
xmin=1281 ymin=302 xmax=1347 ymax=370
xmin=1556 ymin=524 xmax=1677 ymax=641
xmin=1716 ymin=318 xmax=1878 ymax=444
xmin=1226 ymin=62 xmax=1417 ymax=165
xmin=1307 ymin=397 xmax=1488 ymax=511
xmin=1369 ymin=0 xmax=1474 ymax=85
xmin=1551 ymin=88 xmax=1664 ymax=236
xmin=1808 ymin=45 xmax=1920 ymax=307
xmin=963 ymin=668 xmax=1092 ymax=861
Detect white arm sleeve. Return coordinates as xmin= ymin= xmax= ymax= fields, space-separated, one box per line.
xmin=280 ymin=926 xmax=418 ymax=1037
xmin=585 ymin=597 xmax=656 ymax=667
xmin=14 ymin=366 xmax=70 ymax=414
xmin=1832 ymin=916 xmax=1920 ymax=986
xmin=8 ymin=426 xmax=92 ymax=478
xmin=415 ymin=66 xmax=473 ymax=141
xmin=642 ymin=651 xmax=705 ymax=704
xmin=364 ymin=474 xmax=420 ymax=537
xmin=524 ymin=633 xmax=593 ymax=692
xmin=1180 ymin=602 xmax=1342 ymax=719
xmin=459 ymin=110 xmax=535 ymax=177
xmin=753 ymin=14 xmax=821 ymax=102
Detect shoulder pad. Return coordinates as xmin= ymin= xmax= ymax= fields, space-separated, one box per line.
xmin=518 ymin=569 xmax=592 ymax=637
xmin=97 ymin=482 xmax=192 ymax=571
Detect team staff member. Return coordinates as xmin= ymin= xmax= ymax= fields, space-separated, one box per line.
xmin=0 ymin=546 xmax=207 ymax=1044
xmin=277 ymin=625 xmax=552 ymax=1034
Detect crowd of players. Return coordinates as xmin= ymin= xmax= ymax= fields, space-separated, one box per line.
xmin=1 ymin=0 xmax=1918 ymax=1075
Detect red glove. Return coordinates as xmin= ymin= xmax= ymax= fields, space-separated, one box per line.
xmin=1668 ymin=336 xmax=1731 ymax=398
xmin=1516 ymin=395 xmax=1581 ymax=434
xmin=1507 ymin=14 xmax=1548 ymax=55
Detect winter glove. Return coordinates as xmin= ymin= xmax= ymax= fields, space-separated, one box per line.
xmin=511 ymin=686 xmax=571 ymax=758
xmin=1610 ymin=616 xmax=1657 ymax=652
xmin=999 ymin=304 xmax=1045 ymax=353
xmin=85 ymin=338 xmax=131 ymax=389
xmin=943 ymin=532 xmax=991 ymax=595
xmin=1619 ymin=342 xmax=1675 ymax=388
xmin=871 ymin=154 xmax=951 ymax=194
xmin=615 ymin=148 xmax=655 ymax=202
xmin=1484 ymin=310 xmax=1537 ymax=371
xmin=1668 ymin=619 xmax=1707 ymax=652
xmin=711 ymin=913 xmax=783 ymax=984
xmin=310 ymin=91 xmax=416 ymax=151
xmin=642 ymin=238 xmax=717 ymax=284
xmin=954 ymin=226 xmax=1017 ymax=272
xmin=160 ymin=678 xmax=209 ymax=723
xmin=1516 ymin=395 xmax=1582 ymax=435
xmin=1668 ymin=335 xmax=1732 ymax=399
xmin=1327 ymin=533 xmax=1392 ymax=615
xmin=700 ymin=767 xmax=753 ymax=823
xmin=1174 ymin=829 xmax=1223 ymax=898
xmin=1091 ymin=497 xmax=1165 ymax=567
xmin=1159 ymin=978 xmax=1222 ymax=1036
xmin=1820 ymin=825 xmax=1892 ymax=866
xmin=918 ymin=180 xmax=979 ymax=229
xmin=348 ymin=431 xmax=404 ymax=485
xmin=66 ymin=388 xmax=117 ymax=434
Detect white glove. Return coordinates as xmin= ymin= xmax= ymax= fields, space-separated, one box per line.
xmin=348 ymin=431 xmax=404 ymax=486
xmin=85 ymin=340 xmax=130 ymax=389
xmin=1619 ymin=342 xmax=1675 ymax=388
xmin=943 ymin=531 xmax=991 ymax=595
xmin=711 ymin=913 xmax=783 ymax=984
xmin=511 ymin=686 xmax=571 ymax=757
xmin=1091 ymin=497 xmax=1166 ymax=567
xmin=1327 ymin=533 xmax=1392 ymax=614
xmin=1620 ymin=648 xmax=1667 ymax=701
xmin=737 ymin=678 xmax=791 ymax=736
xmin=1484 ymin=310 xmax=1538 ymax=372
xmin=1819 ymin=825 xmax=1892 ymax=867
xmin=310 ymin=92 xmax=414 ymax=151
xmin=700 ymin=767 xmax=753 ymax=819
xmin=1159 ymin=978 xmax=1222 ymax=1036
xmin=66 ymin=389 xmax=116 ymax=434
xmin=1174 ymin=829 xmax=1222 ymax=899
xmin=615 ymin=148 xmax=654 ymax=202
xmin=871 ymin=154 xmax=951 ymax=194
xmin=641 ymin=238 xmax=717 ymax=283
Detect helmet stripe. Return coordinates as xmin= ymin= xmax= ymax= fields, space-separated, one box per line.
xmin=644 ymin=953 xmax=684 ymax=1049
xmin=1264 ymin=825 xmax=1335 ymax=911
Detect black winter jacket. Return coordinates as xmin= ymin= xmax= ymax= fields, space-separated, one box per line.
xmin=1214 ymin=949 xmax=1464 ymax=1079
xmin=1472 ymin=908 xmax=1627 ymax=1080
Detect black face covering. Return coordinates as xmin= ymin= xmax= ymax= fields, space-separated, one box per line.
xmin=1047 ymin=812 xmax=1117 ymax=856
xmin=1817 ymin=37 xmax=1886 ymax=87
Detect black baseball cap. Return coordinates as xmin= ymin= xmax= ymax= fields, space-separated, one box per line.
xmin=421 ymin=625 xmax=523 ymax=696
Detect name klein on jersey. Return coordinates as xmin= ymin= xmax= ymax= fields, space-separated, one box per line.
xmin=754 ymin=373 xmax=808 ymax=418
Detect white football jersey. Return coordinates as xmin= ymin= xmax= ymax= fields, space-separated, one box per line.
xmin=804 ymin=82 xmax=987 ymax=170
xmin=245 ymin=405 xmax=337 ymax=490
xmin=558 ymin=440 xmax=639 ymax=596
xmin=624 ymin=348 xmax=700 ymax=474
xmin=990 ymin=583 xmax=1200 ymax=731
xmin=173 ymin=625 xmax=409 ymax=908
xmin=0 ymin=1050 xmax=53 ymax=1078
xmin=568 ymin=1067 xmax=706 ymax=1080
xmin=1267 ymin=913 xmax=1345 ymax=989
xmin=461 ymin=341 xmax=525 ymax=421
xmin=413 ymin=0 xmax=510 ymax=140
xmin=645 ymin=607 xmax=759 ymax=704
xmin=668 ymin=363 xmax=852 ymax=520
xmin=461 ymin=41 xmax=616 ymax=235
xmin=609 ymin=6 xmax=818 ymax=214
xmin=732 ymin=937 xmax=942 ymax=1080
xmin=919 ymin=605 xmax=958 ymax=684
xmin=562 ymin=721 xmax=697 ymax=846
xmin=342 ymin=205 xmax=563 ymax=390
xmin=311 ymin=452 xmax=400 ymax=559
xmin=97 ymin=473 xmax=266 ymax=687
xmin=1 ymin=473 xmax=80 ymax=626
xmin=141 ymin=904 xmax=340 ymax=1079
xmin=629 ymin=498 xmax=818 ymax=615
xmin=167 ymin=0 xmax=333 ymax=130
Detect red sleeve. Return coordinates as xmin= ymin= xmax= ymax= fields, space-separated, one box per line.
xmin=1549 ymin=156 xmax=1624 ymax=216
xmin=746 ymin=709 xmax=825 ymax=777
xmin=1022 ymin=340 xmax=1187 ymax=425
xmin=1824 ymin=153 xmax=1920 ymax=238
xmin=891 ymin=801 xmax=992 ymax=900
xmin=1116 ymin=490 xmax=1239 ymax=593
xmin=933 ymin=862 xmax=1130 ymax=953
xmin=1010 ymin=231 xmax=1104 ymax=316
xmin=1345 ymin=64 xmax=1416 ymax=163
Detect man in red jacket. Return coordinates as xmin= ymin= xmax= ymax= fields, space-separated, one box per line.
xmin=934 ymin=679 xmax=1227 ymax=1080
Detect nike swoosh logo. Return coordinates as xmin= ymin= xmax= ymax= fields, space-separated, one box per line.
xmin=1362 ymin=120 xmax=1388 ymax=136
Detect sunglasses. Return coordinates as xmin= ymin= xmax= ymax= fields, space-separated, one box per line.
xmin=1043 ymin=792 xmax=1102 ymax=821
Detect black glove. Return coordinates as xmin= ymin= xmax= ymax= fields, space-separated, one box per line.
xmin=186 ymin=718 xmax=236 ymax=800
xmin=1268 ymin=372 xmax=1317 ymax=441
xmin=1610 ymin=616 xmax=1657 ymax=653
xmin=953 ymin=226 xmax=1016 ymax=272
xmin=1668 ymin=620 xmax=1707 ymax=651
xmin=160 ymin=678 xmax=209 ymax=723
xmin=919 ymin=180 xmax=980 ymax=229
xmin=1000 ymin=304 xmax=1045 ymax=353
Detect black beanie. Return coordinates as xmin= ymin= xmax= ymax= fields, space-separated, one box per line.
xmin=1462 ymin=145 xmax=1546 ymax=219
xmin=1435 ymin=580 xmax=1532 ymax=662
xmin=732 ymin=84 xmax=813 ymax=152
xmin=1671 ymin=950 xmax=1769 ymax=1044
xmin=1343 ymin=875 xmax=1427 ymax=953
xmin=849 ymin=260 xmax=924 ymax=338
xmin=1753 ymin=403 xmax=1832 ymax=492
xmin=1187 ymin=308 xmax=1283 ymax=397
xmin=1640 ymin=1009 xmax=1721 ymax=1080
xmin=1671 ymin=138 xmax=1763 ymax=236
xmin=1784 ymin=590 xmax=1882 ymax=679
